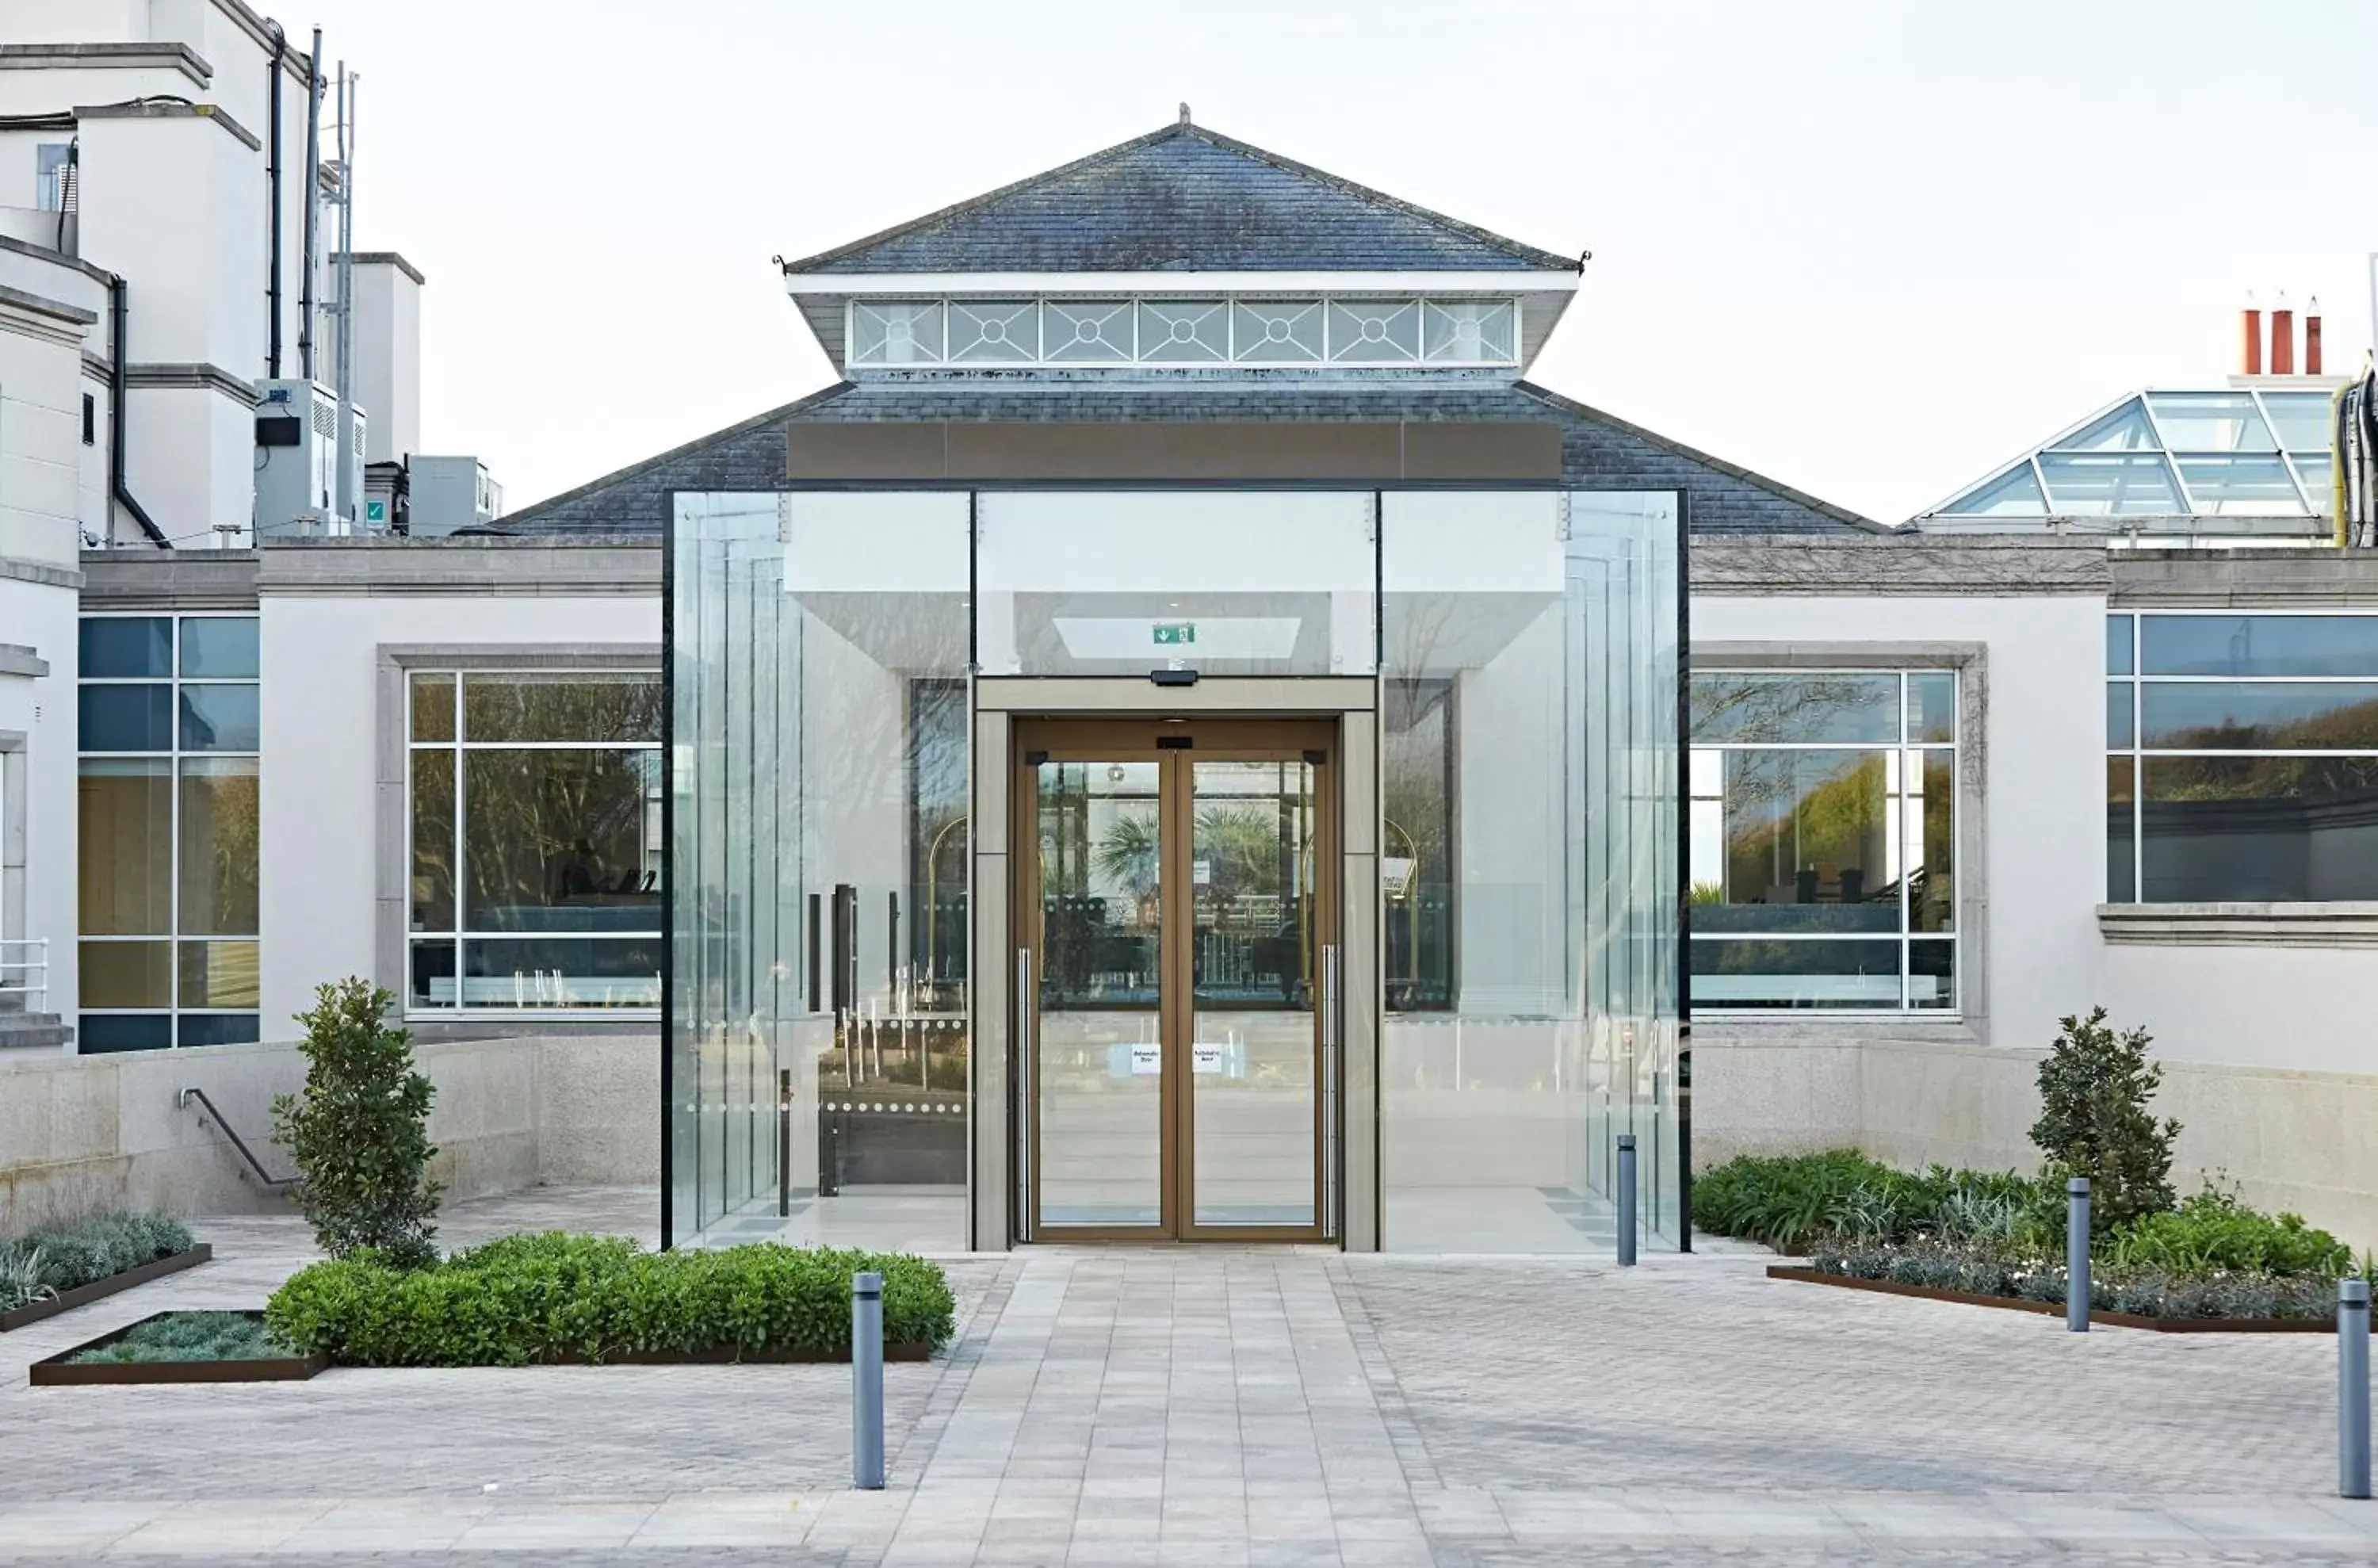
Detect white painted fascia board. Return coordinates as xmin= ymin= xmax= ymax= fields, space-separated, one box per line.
xmin=783 ymin=270 xmax=1580 ymax=297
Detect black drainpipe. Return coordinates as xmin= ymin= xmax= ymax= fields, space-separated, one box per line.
xmin=266 ymin=22 xmax=285 ymax=379
xmin=109 ymin=277 xmax=171 ymax=549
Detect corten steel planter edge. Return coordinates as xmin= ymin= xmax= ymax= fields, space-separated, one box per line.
xmin=29 ymin=1310 xmax=327 ymax=1387
xmin=1767 ymin=1264 xmax=2336 ymax=1333
xmin=0 ymin=1245 xmax=212 ymax=1333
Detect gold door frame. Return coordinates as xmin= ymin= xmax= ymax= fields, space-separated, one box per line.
xmin=1015 ymin=717 xmax=1339 ymax=1243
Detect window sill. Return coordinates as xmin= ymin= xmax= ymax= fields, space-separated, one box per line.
xmin=2097 ymin=903 xmax=2378 ymax=947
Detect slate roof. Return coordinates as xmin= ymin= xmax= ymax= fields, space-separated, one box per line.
xmin=782 ymin=118 xmax=1577 ymax=275
xmin=500 ymin=380 xmax=1882 ymax=538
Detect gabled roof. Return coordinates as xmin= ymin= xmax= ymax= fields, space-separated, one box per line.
xmin=499 ymin=380 xmax=1883 ymax=539
xmin=781 ymin=117 xmax=1578 ymax=276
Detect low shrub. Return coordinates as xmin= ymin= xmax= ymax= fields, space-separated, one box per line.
xmin=1805 ymin=1235 xmax=2342 ymax=1322
xmin=1695 ymin=1150 xmax=2051 ymax=1253
xmin=68 ymin=1311 xmax=286 ymax=1366
xmin=272 ymin=977 xmax=442 ymax=1271
xmin=266 ymin=1231 xmax=957 ymax=1367
xmin=1 ymin=1210 xmax=194 ymax=1302
xmin=2104 ymin=1183 xmax=2350 ymax=1278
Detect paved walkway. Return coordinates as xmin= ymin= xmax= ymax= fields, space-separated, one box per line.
xmin=2 ymin=1187 xmax=2372 ymax=1564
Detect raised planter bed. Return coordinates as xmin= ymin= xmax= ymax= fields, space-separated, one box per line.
xmin=29 ymin=1310 xmax=327 ymax=1386
xmin=1768 ymin=1264 xmax=2334 ymax=1333
xmin=1 ymin=1244 xmax=212 ymax=1333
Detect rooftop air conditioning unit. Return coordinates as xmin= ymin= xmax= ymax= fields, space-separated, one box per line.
xmin=253 ymin=380 xmax=369 ymax=536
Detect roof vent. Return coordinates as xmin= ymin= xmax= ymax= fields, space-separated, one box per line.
xmin=1178 ymin=101 xmax=1191 ymax=127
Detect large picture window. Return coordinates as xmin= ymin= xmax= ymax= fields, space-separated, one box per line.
xmin=77 ymin=615 xmax=262 ymax=1051
xmin=2107 ymin=613 xmax=2378 ymax=902
xmin=1688 ymin=671 xmax=1958 ymax=1011
xmin=406 ymin=671 xmax=663 ymax=1012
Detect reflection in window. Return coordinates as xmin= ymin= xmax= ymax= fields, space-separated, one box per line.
xmin=1382 ymin=678 xmax=1454 ymax=1010
xmin=1688 ymin=670 xmax=1957 ymax=1011
xmin=408 ymin=669 xmax=662 ymax=1011
xmin=77 ymin=616 xmax=260 ymax=1050
xmin=2110 ymin=613 xmax=2378 ymax=901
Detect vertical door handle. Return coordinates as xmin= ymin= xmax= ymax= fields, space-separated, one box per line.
xmin=1015 ymin=947 xmax=1034 ymax=1244
xmin=1321 ymin=943 xmax=1340 ymax=1241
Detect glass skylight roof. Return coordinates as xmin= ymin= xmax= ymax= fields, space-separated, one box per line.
xmin=1929 ymin=388 xmax=2335 ymax=519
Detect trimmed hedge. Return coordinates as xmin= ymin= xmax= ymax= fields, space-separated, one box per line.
xmin=265 ymin=1232 xmax=956 ymax=1367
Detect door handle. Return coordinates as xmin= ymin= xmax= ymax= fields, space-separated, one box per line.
xmin=1321 ymin=943 xmax=1340 ymax=1242
xmin=1015 ymin=947 xmax=1034 ymax=1244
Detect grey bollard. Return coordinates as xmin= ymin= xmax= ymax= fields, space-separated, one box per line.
xmin=2343 ymin=1279 xmax=2372 ymax=1500
xmin=852 ymin=1271 xmax=885 ymax=1490
xmin=1616 ymin=1134 xmax=1638 ymax=1268
xmin=2066 ymin=1177 xmax=2091 ymax=1333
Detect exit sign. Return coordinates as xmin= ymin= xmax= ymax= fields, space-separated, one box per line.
xmin=1153 ymin=622 xmax=1195 ymax=647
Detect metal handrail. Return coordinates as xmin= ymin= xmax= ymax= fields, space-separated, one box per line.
xmin=178 ymin=1086 xmax=296 ymax=1191
xmin=0 ymin=937 xmax=48 ymax=1013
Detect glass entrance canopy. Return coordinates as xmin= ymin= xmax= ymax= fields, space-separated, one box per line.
xmin=1924 ymin=388 xmax=2338 ymax=530
xmin=665 ymin=488 xmax=1683 ymax=1255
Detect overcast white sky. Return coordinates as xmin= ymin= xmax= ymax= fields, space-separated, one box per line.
xmin=297 ymin=0 xmax=2378 ymax=523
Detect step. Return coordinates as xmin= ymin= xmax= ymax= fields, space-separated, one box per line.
xmin=0 ymin=1012 xmax=73 ymax=1051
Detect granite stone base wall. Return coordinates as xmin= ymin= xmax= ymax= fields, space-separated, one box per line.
xmin=0 ymin=1032 xmax=657 ymax=1234
xmin=1696 ymin=1034 xmax=2378 ymax=1249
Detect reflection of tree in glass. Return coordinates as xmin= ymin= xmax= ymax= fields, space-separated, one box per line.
xmin=200 ymin=770 xmax=261 ymax=931
xmin=1721 ymin=752 xmax=1885 ymax=893
xmin=1092 ymin=809 xmax=1160 ymax=903
xmin=465 ymin=751 xmax=658 ymax=926
xmin=1193 ymin=805 xmax=1283 ymax=906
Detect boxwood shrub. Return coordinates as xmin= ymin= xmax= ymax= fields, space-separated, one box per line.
xmin=265 ymin=1232 xmax=956 ymax=1367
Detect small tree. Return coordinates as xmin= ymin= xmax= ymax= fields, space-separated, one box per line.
xmin=271 ymin=978 xmax=442 ymax=1269
xmin=2030 ymin=1006 xmax=2178 ymax=1233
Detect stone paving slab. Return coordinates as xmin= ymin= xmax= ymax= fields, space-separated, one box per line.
xmin=4 ymin=1192 xmax=2373 ymax=1565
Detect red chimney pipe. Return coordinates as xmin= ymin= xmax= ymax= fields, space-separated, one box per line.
xmin=2306 ymin=297 xmax=2323 ymax=375
xmin=2241 ymin=297 xmax=2263 ymax=376
xmin=2271 ymin=295 xmax=2296 ymax=375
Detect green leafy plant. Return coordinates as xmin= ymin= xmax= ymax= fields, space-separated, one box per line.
xmin=2105 ymin=1181 xmax=2350 ymax=1278
xmin=67 ymin=1311 xmax=288 ymax=1365
xmin=266 ymin=1231 xmax=957 ymax=1367
xmin=2030 ymin=1007 xmax=2179 ymax=1233
xmin=0 ymin=1245 xmax=57 ymax=1313
xmin=3 ymin=1211 xmax=193 ymax=1298
xmin=270 ymin=977 xmax=442 ymax=1270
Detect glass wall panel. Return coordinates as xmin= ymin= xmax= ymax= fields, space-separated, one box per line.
xmin=2108 ymin=757 xmax=2136 ymax=901
xmin=79 ymin=617 xmax=170 ymax=678
xmin=461 ymin=750 xmax=661 ymax=931
xmin=78 ymin=760 xmax=172 ymax=934
xmin=977 ymin=491 xmax=1375 ymax=677
xmin=464 ymin=676 xmax=663 ymax=743
xmin=2141 ymin=615 xmax=2378 ymax=677
xmin=2140 ymin=683 xmax=2378 ymax=750
xmin=671 ymin=491 xmax=972 ymax=1252
xmin=2141 ymin=755 xmax=2378 ymax=902
xmin=77 ymin=617 xmax=261 ymax=1049
xmin=178 ymin=759 xmax=259 ymax=935
xmin=1381 ymin=490 xmax=1681 ymax=1251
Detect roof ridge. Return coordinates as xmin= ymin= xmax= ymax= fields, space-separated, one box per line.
xmin=502 ymin=383 xmax=856 ymax=526
xmin=1511 ymin=380 xmax=1891 ymax=535
xmin=780 ymin=116 xmax=1578 ymax=276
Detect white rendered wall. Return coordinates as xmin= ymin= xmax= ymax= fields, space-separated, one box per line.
xmin=121 ymin=383 xmax=252 ymax=546
xmin=0 ymin=309 xmax=86 ymax=567
xmin=258 ymin=593 xmax=662 ymax=1027
xmin=0 ymin=576 xmax=77 ymax=1018
xmin=1692 ymin=592 xmax=2106 ymax=1059
xmin=76 ymin=113 xmax=261 ymax=372
xmin=343 ymin=261 xmax=420 ymax=464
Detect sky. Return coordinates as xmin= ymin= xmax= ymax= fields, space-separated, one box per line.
xmin=295 ymin=0 xmax=2378 ymax=524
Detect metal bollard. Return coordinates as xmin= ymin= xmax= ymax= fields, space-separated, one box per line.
xmin=2343 ymin=1279 xmax=2372 ymax=1500
xmin=852 ymin=1271 xmax=885 ymax=1490
xmin=2066 ymin=1176 xmax=2091 ymax=1333
xmin=1616 ymin=1134 xmax=1638 ymax=1268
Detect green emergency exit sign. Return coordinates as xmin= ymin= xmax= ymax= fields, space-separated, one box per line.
xmin=365 ymin=499 xmax=387 ymax=523
xmin=1153 ymin=622 xmax=1195 ymax=646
